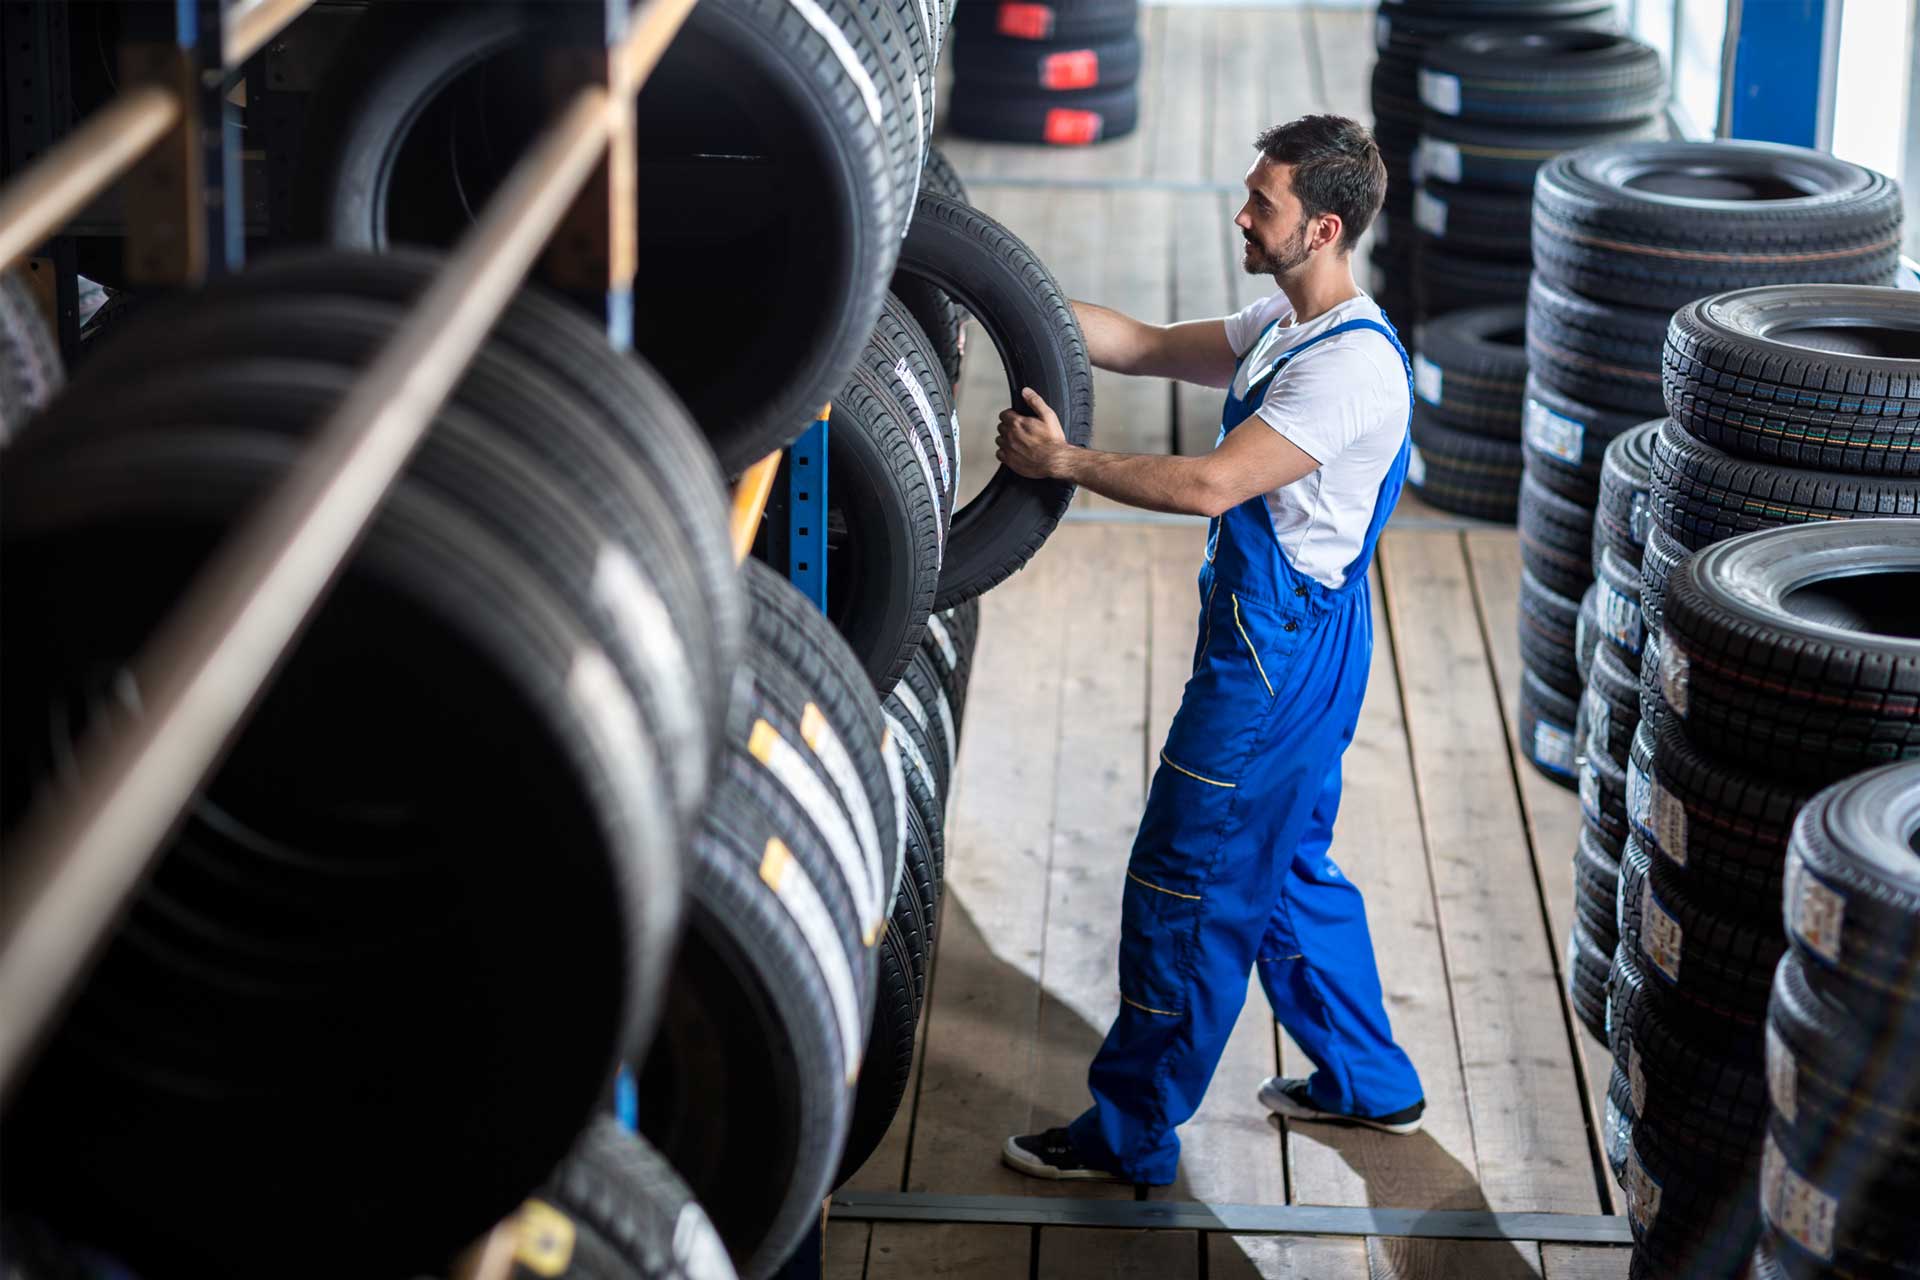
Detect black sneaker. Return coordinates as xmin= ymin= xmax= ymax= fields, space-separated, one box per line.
xmin=1001 ymin=1127 xmax=1123 ymax=1181
xmin=1258 ymin=1076 xmax=1425 ymax=1135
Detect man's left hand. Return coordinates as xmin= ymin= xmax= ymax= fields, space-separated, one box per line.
xmin=996 ymin=388 xmax=1070 ymax=480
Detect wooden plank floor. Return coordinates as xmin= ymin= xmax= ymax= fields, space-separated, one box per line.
xmin=829 ymin=9 xmax=1624 ymax=1276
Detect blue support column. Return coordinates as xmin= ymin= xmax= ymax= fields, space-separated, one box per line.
xmin=1722 ymin=0 xmax=1839 ymax=148
xmin=787 ymin=407 xmax=830 ymax=611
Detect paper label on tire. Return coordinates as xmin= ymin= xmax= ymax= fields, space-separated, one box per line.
xmin=1763 ymin=1131 xmax=1837 ymax=1260
xmin=1418 ymin=69 xmax=1463 ymax=115
xmin=1660 ymin=642 xmax=1690 ymax=717
xmin=1626 ymin=755 xmax=1652 ymax=839
xmin=1651 ymin=777 xmax=1688 ymax=867
xmin=1585 ymin=684 xmax=1611 ymax=763
xmin=798 ymin=701 xmax=886 ymax=929
xmin=1598 ymin=577 xmax=1643 ymax=655
xmin=757 ymin=837 xmax=865 ymax=1084
xmin=1766 ymin=1022 xmax=1798 ymax=1124
xmin=1579 ymin=758 xmax=1604 ymax=823
xmin=1640 ymin=878 xmax=1683 ymax=983
xmin=893 ymin=355 xmax=950 ymax=493
xmin=1412 ymin=353 xmax=1445 ymax=406
xmin=1786 ymin=856 xmax=1846 ymax=965
xmin=1626 ymin=1041 xmax=1647 ymax=1117
xmin=515 ymin=1200 xmax=576 ymax=1275
xmin=1524 ymin=397 xmax=1585 ymax=465
xmin=1417 ymin=137 xmax=1462 ymax=184
xmin=750 ymin=718 xmax=881 ymax=942
xmin=1533 ymin=717 xmax=1573 ymax=775
xmin=1407 ymin=443 xmax=1427 ymax=488
xmin=1413 ymin=189 xmax=1448 ymax=237
xmin=1630 ymin=491 xmax=1651 ymax=546
xmin=1624 ymin=1141 xmax=1662 ymax=1227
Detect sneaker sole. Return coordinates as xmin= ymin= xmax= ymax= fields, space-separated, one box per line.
xmin=1000 ymin=1137 xmax=1123 ymax=1181
xmin=1259 ymin=1086 xmax=1424 ymax=1136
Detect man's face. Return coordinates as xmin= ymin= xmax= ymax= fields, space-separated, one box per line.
xmin=1235 ymin=158 xmax=1321 ymax=278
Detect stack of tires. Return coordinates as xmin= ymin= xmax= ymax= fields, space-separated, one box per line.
xmin=947 ymin=0 xmax=1140 ymax=146
xmin=1758 ymin=760 xmax=1920 ymax=1279
xmin=1366 ymin=0 xmax=1616 ymax=325
xmin=1406 ymin=305 xmax=1529 ymax=520
xmin=1514 ymin=142 xmax=1907 ymax=788
xmin=1412 ymin=29 xmax=1662 ymax=320
xmin=1561 ymin=418 xmax=1658 ymax=1039
xmin=1602 ymin=282 xmax=1920 ymax=1278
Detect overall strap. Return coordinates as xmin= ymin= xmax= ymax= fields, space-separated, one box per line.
xmin=1335 ymin=317 xmax=1415 ymax=588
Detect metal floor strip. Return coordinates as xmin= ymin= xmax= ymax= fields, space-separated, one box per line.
xmin=828 ymin=1192 xmax=1633 ymax=1245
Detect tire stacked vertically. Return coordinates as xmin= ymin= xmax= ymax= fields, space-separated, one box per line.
xmin=1365 ymin=0 xmax=1615 ymax=326
xmin=1406 ymin=305 xmax=1528 ymax=521
xmin=1516 ymin=143 xmax=1907 ymax=791
xmin=947 ymin=0 xmax=1140 ymax=146
xmin=1759 ymin=763 xmax=1920 ymax=1279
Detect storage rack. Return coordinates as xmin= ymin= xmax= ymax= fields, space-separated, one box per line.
xmin=0 ymin=5 xmax=826 ymax=1271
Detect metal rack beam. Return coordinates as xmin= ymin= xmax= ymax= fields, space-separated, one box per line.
xmin=0 ymin=0 xmax=702 ymax=1103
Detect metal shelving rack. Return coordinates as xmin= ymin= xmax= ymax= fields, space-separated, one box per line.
xmin=0 ymin=3 xmax=819 ymax=1271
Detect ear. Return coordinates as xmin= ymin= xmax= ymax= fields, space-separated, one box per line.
xmin=1315 ymin=212 xmax=1344 ymax=253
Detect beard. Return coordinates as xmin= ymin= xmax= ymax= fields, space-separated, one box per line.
xmin=1242 ymin=216 xmax=1312 ymax=277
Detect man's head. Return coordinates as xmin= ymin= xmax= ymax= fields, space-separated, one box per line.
xmin=1236 ymin=115 xmax=1387 ymax=279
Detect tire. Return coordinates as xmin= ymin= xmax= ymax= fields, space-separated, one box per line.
xmin=1618 ymin=835 xmax=1785 ymax=1031
xmin=893 ymin=645 xmax=958 ymax=796
xmin=1531 ymin=142 xmax=1905 ymax=311
xmin=1763 ymin=1109 xmax=1920 ymax=1279
xmin=641 ymin=721 xmax=874 ymax=1279
xmin=1524 ymin=375 xmax=1648 ymax=505
xmin=1408 ymin=407 xmax=1522 ymax=520
xmin=2 ymin=428 xmax=668 ymax=1278
xmin=1413 ymin=242 xmax=1531 ymax=317
xmin=1412 ymin=181 xmax=1532 ymax=260
xmin=898 ymin=191 xmax=1093 ymax=606
xmin=294 ymin=0 xmax=900 ymax=474
xmin=1416 ymin=114 xmax=1666 ymax=194
xmin=0 ymin=267 xmax=62 ymax=443
xmin=1623 ymin=1109 xmax=1764 ymax=1280
xmin=884 ymin=671 xmax=949 ymax=884
xmin=1782 ymin=762 xmax=1920 ymax=1017
xmin=951 ymin=0 xmax=1137 ymax=43
xmin=873 ymin=293 xmax=961 ymax=537
xmin=1520 ymin=664 xmax=1580 ymax=787
xmin=1518 ymin=469 xmax=1596 ymax=599
xmin=1572 ymin=823 xmax=1621 ymax=948
xmin=1657 ymin=520 xmax=1920 ymax=781
xmin=1374 ymin=1 xmax=1616 ymax=58
xmin=1628 ymin=710 xmax=1811 ymax=922
xmin=1412 ymin=304 xmax=1528 ymax=436
xmin=894 ymin=151 xmax=971 ymax=394
xmin=1566 ymin=915 xmax=1613 ymax=1044
xmin=1419 ymin=29 xmax=1664 ymax=127
xmin=1583 ymin=637 xmax=1641 ymax=768
xmin=836 ymin=862 xmax=929 ymax=1188
xmin=1519 ymin=567 xmax=1582 ymax=698
xmin=1370 ymin=51 xmax=1422 ymax=135
xmin=526 ymin=1118 xmax=739 ymax=1280
xmin=952 ymin=30 xmax=1141 ymax=89
xmin=1663 ymin=284 xmax=1920 ymax=477
xmin=1593 ymin=544 xmax=1644 ymax=669
xmin=1638 ymin=521 xmax=1687 ymax=639
xmin=1609 ymin=947 xmax=1770 ymax=1158
xmin=920 ymin=602 xmax=979 ymax=734
xmin=946 ymin=82 xmax=1139 ymax=144
xmin=1579 ymin=727 xmax=1631 ymax=847
xmin=1526 ymin=274 xmax=1669 ymax=418
xmin=1576 ymin=581 xmax=1602 ymax=687
xmin=1593 ymin=420 xmax=1660 ymax=567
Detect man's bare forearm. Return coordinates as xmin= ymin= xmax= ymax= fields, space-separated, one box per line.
xmin=1072 ymin=301 xmax=1158 ymax=374
xmin=1054 ymin=447 xmax=1229 ymax=517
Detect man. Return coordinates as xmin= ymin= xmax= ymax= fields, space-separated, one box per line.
xmin=995 ymin=115 xmax=1425 ymax=1186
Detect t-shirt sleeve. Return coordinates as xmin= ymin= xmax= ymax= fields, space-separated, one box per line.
xmin=1246 ymin=342 xmax=1399 ymax=465
xmin=1223 ymin=294 xmax=1282 ymax=357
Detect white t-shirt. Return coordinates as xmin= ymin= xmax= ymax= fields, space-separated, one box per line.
xmin=1221 ymin=291 xmax=1411 ymax=591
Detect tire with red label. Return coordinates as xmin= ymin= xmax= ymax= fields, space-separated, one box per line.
xmin=945 ymin=83 xmax=1139 ymax=145
xmin=951 ymin=0 xmax=1137 ymax=44
xmin=952 ymin=31 xmax=1141 ymax=90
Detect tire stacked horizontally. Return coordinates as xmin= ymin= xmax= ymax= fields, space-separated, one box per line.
xmin=1411 ymin=28 xmax=1662 ymax=321
xmin=0 ymin=252 xmax=741 ymax=1279
xmin=1407 ymin=305 xmax=1529 ymax=520
xmin=1757 ymin=762 xmax=1920 ymax=1279
xmin=1366 ymin=0 xmax=1615 ymax=325
xmin=1514 ymin=145 xmax=1907 ymax=791
xmin=947 ymin=0 xmax=1140 ymax=145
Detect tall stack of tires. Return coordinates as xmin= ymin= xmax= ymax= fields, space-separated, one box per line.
xmin=1758 ymin=761 xmax=1920 ymax=1279
xmin=1366 ymin=0 xmax=1616 ymax=327
xmin=1515 ymin=141 xmax=1907 ymax=789
xmin=1412 ymin=29 xmax=1662 ymax=320
xmin=947 ymin=0 xmax=1140 ymax=146
xmin=1406 ymin=305 xmax=1529 ymax=520
xmin=1602 ymin=282 xmax=1919 ymax=1279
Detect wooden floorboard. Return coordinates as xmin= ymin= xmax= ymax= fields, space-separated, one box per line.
xmin=1541 ymin=1245 xmax=1634 ymax=1280
xmin=1377 ymin=531 xmax=1600 ymax=1215
xmin=865 ymin=1224 xmax=1031 ymax=1279
xmin=1038 ymin=1226 xmax=1199 ymax=1278
xmin=1368 ymin=1237 xmax=1545 ymax=1280
xmin=1210 ymin=1235 xmax=1371 ymax=1280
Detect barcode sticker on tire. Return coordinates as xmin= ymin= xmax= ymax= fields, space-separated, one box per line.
xmin=1640 ymin=878 xmax=1683 ymax=983
xmin=1651 ymin=777 xmax=1688 ymax=867
xmin=1763 ymin=1131 xmax=1836 ymax=1260
xmin=1579 ymin=759 xmax=1601 ymax=820
xmin=1660 ymin=642 xmax=1690 ymax=717
xmin=1412 ymin=353 xmax=1444 ymax=406
xmin=1418 ymin=137 xmax=1462 ymax=184
xmin=1407 ymin=443 xmax=1427 ymax=488
xmin=1418 ymin=69 xmax=1463 ymax=115
xmin=1524 ymin=397 xmax=1585 ymax=465
xmin=1630 ymin=491 xmax=1651 ymax=546
xmin=1766 ymin=1022 xmax=1798 ymax=1124
xmin=1599 ymin=577 xmax=1643 ymax=655
xmin=1627 ymin=1040 xmax=1647 ymax=1116
xmin=1626 ymin=755 xmax=1652 ymax=837
xmin=1625 ymin=1140 xmax=1662 ymax=1227
xmin=1585 ymin=684 xmax=1611 ymax=762
xmin=1533 ymin=717 xmax=1574 ymax=775
xmin=1413 ymin=189 xmax=1448 ymax=237
xmin=1786 ymin=856 xmax=1846 ymax=965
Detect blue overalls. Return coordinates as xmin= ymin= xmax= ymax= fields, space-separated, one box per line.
xmin=1065 ymin=314 xmax=1425 ymax=1185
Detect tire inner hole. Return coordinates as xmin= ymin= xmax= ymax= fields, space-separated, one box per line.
xmin=1621 ymin=170 xmax=1812 ymax=201
xmin=1763 ymin=322 xmax=1920 ymax=361
xmin=1781 ymin=571 xmax=1920 ymax=639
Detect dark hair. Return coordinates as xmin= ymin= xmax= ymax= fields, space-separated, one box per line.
xmin=1254 ymin=115 xmax=1387 ymax=254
